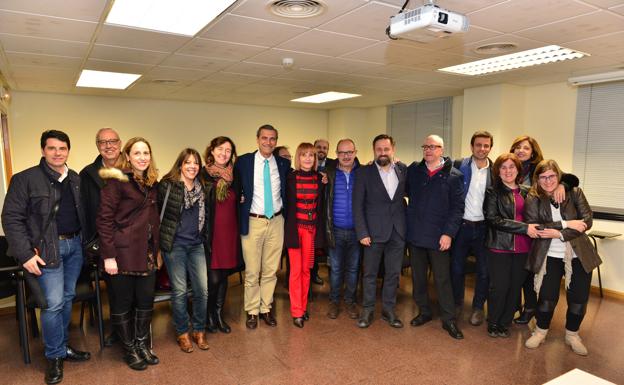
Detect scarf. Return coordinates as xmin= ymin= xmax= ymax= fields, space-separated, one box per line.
xmin=534 ymin=240 xmax=574 ymax=294
xmin=183 ymin=178 xmax=205 ymax=232
xmin=205 ymin=163 xmax=233 ymax=202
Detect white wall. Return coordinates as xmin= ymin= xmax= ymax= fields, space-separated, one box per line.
xmin=327 ymin=107 xmax=387 ymax=163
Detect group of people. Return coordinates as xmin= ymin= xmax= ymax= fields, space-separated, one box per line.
xmin=1 ymin=125 xmax=601 ymax=385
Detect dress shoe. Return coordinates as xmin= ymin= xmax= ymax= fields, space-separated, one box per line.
xmin=303 ymin=311 xmax=310 ymax=321
xmin=293 ymin=317 xmax=304 ymax=328
xmin=312 ymin=275 xmax=324 ymax=285
xmin=381 ymin=311 xmax=404 ymax=328
xmin=410 ymin=314 xmax=432 ymax=327
xmin=469 ymin=309 xmax=485 ymax=326
xmin=177 ymin=332 xmax=194 ymax=353
xmin=514 ymin=308 xmax=535 ymax=325
xmin=487 ymin=323 xmax=499 ymax=338
xmin=45 ymin=358 xmax=63 ymax=385
xmin=260 ymin=312 xmax=277 ymax=327
xmin=497 ymin=325 xmax=510 ymax=338
xmin=104 ymin=332 xmax=119 ymax=347
xmin=346 ymin=303 xmax=359 ymax=319
xmin=357 ymin=310 xmax=374 ymax=328
xmin=443 ymin=321 xmax=464 ymax=340
xmin=65 ymin=345 xmax=91 ymax=361
xmin=246 ymin=314 xmax=258 ymax=329
xmin=191 ymin=331 xmax=210 ymax=350
xmin=327 ymin=302 xmax=339 ymax=319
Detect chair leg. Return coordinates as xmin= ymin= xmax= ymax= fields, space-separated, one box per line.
xmin=89 ymin=301 xmax=95 ymax=327
xmin=94 ymin=270 xmax=104 ymax=350
xmin=17 ymin=278 xmax=31 ymax=364
xmin=80 ymin=301 xmax=86 ymax=330
xmin=29 ymin=309 xmax=39 ymax=338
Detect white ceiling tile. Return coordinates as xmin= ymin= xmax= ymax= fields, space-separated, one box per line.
xmin=341 ymin=41 xmax=431 ymax=64
xmin=142 ymin=66 xmax=210 ymax=83
xmin=201 ymin=72 xmax=264 ymax=85
xmin=0 ymin=0 xmax=107 ymax=22
xmin=0 ymin=9 xmax=97 ymax=42
xmin=453 ymin=34 xmax=551 ymax=57
xmin=302 ymin=58 xmax=383 ymax=73
xmin=469 ymin=0 xmax=596 ymax=33
xmin=566 ymin=31 xmax=624 ymax=58
xmin=159 ymin=54 xmax=235 ymax=72
xmin=85 ymin=58 xmax=153 ymax=74
xmin=276 ymin=29 xmax=377 ymax=57
xmin=580 ymin=0 xmax=624 ymax=8
xmin=222 ymin=62 xmax=286 ymax=77
xmin=97 ymin=24 xmax=190 ymax=52
xmin=610 ymin=4 xmax=624 ymax=14
xmin=201 ymin=14 xmax=308 ymax=47
xmin=516 ymin=11 xmax=624 ymax=44
xmin=178 ymin=38 xmax=267 ymax=61
xmin=319 ymin=2 xmax=400 ymax=41
xmin=6 ymin=52 xmax=82 ymax=69
xmin=246 ymin=48 xmax=329 ymax=67
xmin=394 ymin=26 xmax=501 ymax=51
xmin=376 ymin=0 xmax=509 ymax=14
xmin=11 ymin=65 xmax=76 ymax=90
xmin=90 ymin=45 xmax=169 ymax=65
xmin=0 ymin=33 xmax=88 ymax=57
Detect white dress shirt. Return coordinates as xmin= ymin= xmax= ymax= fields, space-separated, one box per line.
xmin=376 ymin=162 xmax=399 ymax=200
xmin=463 ymin=158 xmax=489 ymax=221
xmin=250 ymin=151 xmax=283 ymax=215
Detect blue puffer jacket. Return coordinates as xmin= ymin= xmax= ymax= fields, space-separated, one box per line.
xmin=406 ymin=157 xmax=465 ymax=250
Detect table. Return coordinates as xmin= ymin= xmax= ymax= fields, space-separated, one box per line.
xmin=587 ymin=230 xmax=621 ymax=298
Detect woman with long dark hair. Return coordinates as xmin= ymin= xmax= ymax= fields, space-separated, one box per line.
xmin=524 ymin=159 xmax=599 ymax=355
xmin=201 ymin=136 xmax=242 ymax=334
xmin=97 ymin=137 xmax=160 ymax=370
xmin=159 ymin=148 xmax=210 ymax=352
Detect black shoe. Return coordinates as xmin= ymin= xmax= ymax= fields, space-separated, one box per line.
xmin=487 ymin=323 xmax=499 ymax=338
xmin=312 ymin=275 xmax=324 ymax=285
xmin=410 ymin=314 xmax=432 ymax=327
xmin=303 ymin=311 xmax=310 ymax=321
xmin=357 ymin=310 xmax=374 ymax=328
xmin=104 ymin=332 xmax=118 ymax=347
xmin=443 ymin=321 xmax=464 ymax=340
xmin=206 ymin=310 xmax=218 ymax=333
xmin=260 ymin=311 xmax=277 ymax=327
xmin=215 ymin=308 xmax=231 ymax=334
xmin=44 ymin=358 xmax=63 ymax=384
xmin=246 ymin=314 xmax=258 ymax=329
xmin=293 ymin=317 xmax=304 ymax=328
xmin=111 ymin=312 xmax=147 ymax=371
xmin=514 ymin=308 xmax=535 ymax=325
xmin=65 ymin=345 xmax=91 ymax=361
xmin=497 ymin=325 xmax=510 ymax=338
xmin=381 ymin=311 xmax=403 ymax=328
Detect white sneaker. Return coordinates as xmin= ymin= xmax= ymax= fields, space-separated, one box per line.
xmin=525 ymin=327 xmax=548 ymax=349
xmin=565 ymin=331 xmax=588 ymax=356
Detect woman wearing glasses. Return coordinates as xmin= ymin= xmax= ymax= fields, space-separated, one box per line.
xmin=523 ymin=159 xmax=600 ymax=355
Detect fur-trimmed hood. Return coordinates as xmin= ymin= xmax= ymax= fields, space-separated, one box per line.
xmin=98 ymin=167 xmax=129 ymax=182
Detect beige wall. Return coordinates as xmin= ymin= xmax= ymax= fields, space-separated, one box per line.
xmin=327 ymin=107 xmax=387 ymax=163
xmin=8 ymin=91 xmax=328 ymax=174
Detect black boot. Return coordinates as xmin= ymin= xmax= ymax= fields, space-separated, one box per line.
xmin=215 ymin=281 xmax=231 ymax=334
xmin=44 ymin=357 xmax=63 ymax=384
xmin=135 ymin=309 xmax=159 ymax=365
xmin=206 ymin=293 xmax=218 ymax=334
xmin=111 ymin=312 xmax=146 ymax=371
xmin=514 ymin=308 xmax=536 ymax=325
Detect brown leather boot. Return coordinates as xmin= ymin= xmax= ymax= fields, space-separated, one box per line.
xmin=176 ymin=333 xmax=194 ymax=353
xmin=191 ymin=331 xmax=210 ymax=350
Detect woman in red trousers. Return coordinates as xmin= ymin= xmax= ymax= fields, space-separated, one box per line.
xmin=284 ymin=142 xmax=325 ymax=328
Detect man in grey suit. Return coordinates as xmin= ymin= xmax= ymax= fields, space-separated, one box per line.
xmin=353 ymin=134 xmax=407 ymax=328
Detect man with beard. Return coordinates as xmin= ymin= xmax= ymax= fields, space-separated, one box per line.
xmin=353 ymin=134 xmax=406 ymax=328
xmin=406 ymin=135 xmax=465 ymax=339
xmin=314 ymin=139 xmax=335 ymax=172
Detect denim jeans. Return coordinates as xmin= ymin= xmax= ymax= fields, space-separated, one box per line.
xmin=163 ymin=243 xmax=208 ymax=334
xmin=450 ymin=221 xmax=489 ymax=310
xmin=328 ymin=228 xmax=361 ymax=305
xmin=38 ymin=235 xmax=84 ymax=359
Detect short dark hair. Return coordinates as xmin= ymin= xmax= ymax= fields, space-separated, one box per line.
xmin=492 ymin=153 xmax=523 ymax=187
xmin=204 ymin=136 xmax=237 ymax=167
xmin=41 ymin=130 xmax=71 ymax=150
xmin=470 ymin=131 xmax=493 ymax=147
xmin=256 ymin=124 xmax=278 ymax=139
xmin=273 ymin=145 xmax=289 ymax=158
xmin=372 ymin=134 xmax=394 ymax=148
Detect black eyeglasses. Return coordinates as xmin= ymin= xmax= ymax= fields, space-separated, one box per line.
xmin=421 ymin=145 xmax=442 ymax=151
xmin=97 ymin=139 xmax=120 ymax=147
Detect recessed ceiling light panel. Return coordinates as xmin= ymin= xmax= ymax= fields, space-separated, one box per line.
xmin=76 ymin=69 xmax=142 ymax=90
xmin=291 ymin=91 xmax=360 ymax=103
xmin=439 ymin=45 xmax=588 ymax=76
xmin=268 ymin=0 xmax=326 ymax=18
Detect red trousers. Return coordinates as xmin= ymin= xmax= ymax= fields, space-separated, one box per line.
xmin=288 ymin=225 xmax=315 ymax=318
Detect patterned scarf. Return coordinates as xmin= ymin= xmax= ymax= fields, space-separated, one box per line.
xmin=184 ymin=178 xmax=205 ymax=232
xmin=205 ymin=163 xmax=233 ymax=202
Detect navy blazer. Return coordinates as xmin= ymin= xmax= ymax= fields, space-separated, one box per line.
xmin=234 ymin=151 xmax=290 ymax=236
xmin=353 ymin=162 xmax=407 ymax=243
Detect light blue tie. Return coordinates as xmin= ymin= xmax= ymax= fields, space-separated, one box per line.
xmin=264 ymin=159 xmax=274 ymax=218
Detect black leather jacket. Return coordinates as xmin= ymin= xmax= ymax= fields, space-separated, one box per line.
xmin=484 ymin=184 xmax=530 ymax=251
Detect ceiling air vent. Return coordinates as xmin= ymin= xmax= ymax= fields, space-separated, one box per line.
xmin=268 ymin=0 xmax=326 ymax=18
xmin=474 ymin=43 xmax=518 ymax=55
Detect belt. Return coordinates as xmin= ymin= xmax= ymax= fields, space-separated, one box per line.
xmin=249 ymin=209 xmax=282 ymax=219
xmin=58 ymin=230 xmax=81 ymax=240
xmin=462 ymin=219 xmax=485 ymax=226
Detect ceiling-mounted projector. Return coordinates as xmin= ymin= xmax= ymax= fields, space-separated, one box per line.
xmin=389 ymin=3 xmax=469 ymax=42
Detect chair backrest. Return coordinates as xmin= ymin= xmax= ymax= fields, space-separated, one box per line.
xmin=0 ymin=235 xmax=18 ymax=298
xmin=0 ymin=236 xmax=15 ymax=268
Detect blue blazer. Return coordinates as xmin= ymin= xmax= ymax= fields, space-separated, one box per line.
xmin=234 ymin=151 xmax=290 ymax=236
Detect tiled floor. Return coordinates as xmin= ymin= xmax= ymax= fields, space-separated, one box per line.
xmin=1 ymin=266 xmax=623 ymax=385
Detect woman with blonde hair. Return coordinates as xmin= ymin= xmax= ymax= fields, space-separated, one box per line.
xmin=524 ymin=159 xmax=600 ymax=355
xmin=97 ymin=137 xmax=161 ymax=370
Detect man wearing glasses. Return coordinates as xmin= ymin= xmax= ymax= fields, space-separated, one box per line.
xmin=406 ymin=135 xmax=465 ymax=339
xmin=79 ymin=128 xmax=122 ymax=346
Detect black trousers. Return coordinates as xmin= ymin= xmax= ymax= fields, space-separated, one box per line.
xmin=110 ymin=273 xmax=156 ymax=314
xmin=362 ymin=229 xmax=405 ymax=313
xmin=536 ymin=257 xmax=592 ymax=332
xmin=520 ymin=272 xmax=538 ymax=310
xmin=487 ymin=251 xmax=528 ymax=326
xmin=409 ymin=245 xmax=455 ymax=322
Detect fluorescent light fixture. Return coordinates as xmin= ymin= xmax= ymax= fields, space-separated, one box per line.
xmin=291 ymin=92 xmax=361 ymax=104
xmin=76 ymin=69 xmax=142 ymax=90
xmin=439 ymin=45 xmax=588 ymax=76
xmin=106 ymin=0 xmax=236 ymax=36
xmin=568 ymin=70 xmax=624 ymax=86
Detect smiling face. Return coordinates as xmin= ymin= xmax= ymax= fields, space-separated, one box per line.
xmin=314 ymin=140 xmax=329 ymax=161
xmin=336 ymin=140 xmax=356 ymax=169
xmin=257 ymin=128 xmax=277 ymax=158
xmin=499 ymin=159 xmax=519 ymax=187
xmin=513 ymin=140 xmax=533 ymax=162
xmin=422 ymin=136 xmax=443 ymax=164
xmin=211 ymin=141 xmax=232 ymax=167
xmin=41 ymin=138 xmax=69 ymax=173
xmin=180 ymin=154 xmax=200 ymax=183
xmin=299 ymin=150 xmax=315 ymax=172
xmin=374 ymin=138 xmax=394 ymax=167
xmin=538 ymin=169 xmax=559 ymax=195
xmin=97 ymin=129 xmax=121 ymax=164
xmin=126 ymin=141 xmax=151 ymax=174
xmin=471 ymin=136 xmax=492 ymax=161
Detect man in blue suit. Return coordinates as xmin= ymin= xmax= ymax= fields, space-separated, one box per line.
xmin=235 ymin=124 xmax=290 ymax=329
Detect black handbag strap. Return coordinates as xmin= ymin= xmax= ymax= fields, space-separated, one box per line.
xmin=159 ymin=183 xmax=172 ymax=221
